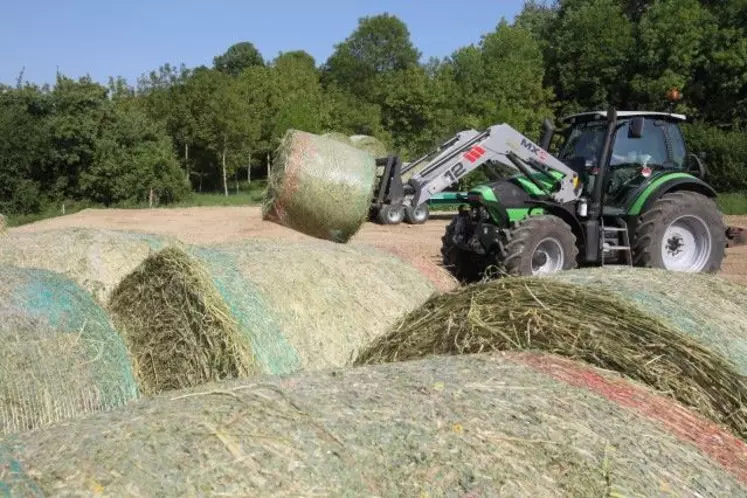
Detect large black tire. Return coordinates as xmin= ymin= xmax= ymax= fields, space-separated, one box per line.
xmin=633 ymin=191 xmax=726 ymax=273
xmin=404 ymin=203 xmax=429 ymax=224
xmin=440 ymin=215 xmax=485 ymax=283
xmin=503 ymin=215 xmax=579 ymax=276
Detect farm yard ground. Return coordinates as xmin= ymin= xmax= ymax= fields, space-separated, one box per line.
xmin=9 ymin=207 xmax=747 ymax=287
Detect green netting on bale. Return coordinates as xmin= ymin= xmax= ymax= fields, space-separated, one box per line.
xmin=1 ymin=353 xmax=745 ymax=496
xmin=551 ymin=267 xmax=747 ymax=375
xmin=356 ymin=277 xmax=747 ymax=442
xmin=110 ymin=239 xmax=436 ymax=394
xmin=0 ymin=266 xmax=138 ymax=435
xmin=190 ymin=246 xmax=300 ymax=376
xmin=0 ymin=227 xmax=173 ymax=304
xmin=349 ymin=134 xmax=388 ymax=158
xmin=262 ymin=129 xmax=377 ymax=243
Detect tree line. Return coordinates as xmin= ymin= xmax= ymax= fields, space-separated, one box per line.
xmin=1 ymin=0 xmax=745 ymax=216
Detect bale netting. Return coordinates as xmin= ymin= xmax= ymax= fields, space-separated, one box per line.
xmin=0 ymin=266 xmax=138 ymax=435
xmin=2 ymin=353 xmax=747 ymax=496
xmin=0 ymin=227 xmax=173 ymax=304
xmin=109 ymin=239 xmax=436 ymax=395
xmin=551 ymin=266 xmax=747 ymax=375
xmin=356 ymin=277 xmax=747 ymax=442
xmin=262 ymin=129 xmax=377 ymax=243
xmin=350 ymin=134 xmax=389 ymax=158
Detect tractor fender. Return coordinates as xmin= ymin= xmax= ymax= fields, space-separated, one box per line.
xmin=626 ymin=174 xmax=717 ymax=216
xmin=524 ymin=200 xmax=586 ymax=248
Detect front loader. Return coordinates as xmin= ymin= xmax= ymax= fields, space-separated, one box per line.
xmin=368 ymin=104 xmax=744 ymax=280
xmin=440 ymin=107 xmax=746 ymax=280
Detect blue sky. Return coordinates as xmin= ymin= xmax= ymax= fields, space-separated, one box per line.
xmin=0 ymin=0 xmax=525 ymax=86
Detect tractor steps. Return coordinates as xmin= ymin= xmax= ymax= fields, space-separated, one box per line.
xmin=601 ymin=221 xmax=632 ymax=267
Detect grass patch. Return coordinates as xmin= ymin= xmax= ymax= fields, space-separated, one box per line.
xmin=717 ymin=193 xmax=747 ymax=216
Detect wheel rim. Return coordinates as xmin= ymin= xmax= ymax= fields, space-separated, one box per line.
xmin=413 ymin=205 xmax=428 ymax=222
xmin=387 ymin=207 xmax=402 ymax=223
xmin=531 ymin=238 xmax=565 ymax=275
xmin=660 ymin=215 xmax=712 ymax=272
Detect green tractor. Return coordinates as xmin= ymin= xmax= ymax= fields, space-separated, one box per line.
xmin=440 ymin=107 xmax=743 ymax=281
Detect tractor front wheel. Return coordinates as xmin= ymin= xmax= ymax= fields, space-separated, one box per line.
xmin=503 ymin=215 xmax=579 ymax=276
xmin=633 ymin=191 xmax=726 ymax=273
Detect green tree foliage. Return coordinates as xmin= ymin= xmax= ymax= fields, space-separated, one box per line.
xmin=2 ymin=4 xmax=746 ymax=217
xmin=213 ymin=42 xmax=265 ymax=76
xmin=322 ymin=14 xmax=421 ymax=100
xmin=683 ymin=123 xmax=747 ymax=192
xmin=548 ymin=0 xmax=635 ymax=112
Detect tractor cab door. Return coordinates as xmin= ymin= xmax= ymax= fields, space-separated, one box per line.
xmin=604 ymin=117 xmax=688 ymax=208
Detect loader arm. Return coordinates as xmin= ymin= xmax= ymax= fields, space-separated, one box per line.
xmin=408 ymin=124 xmax=582 ymax=207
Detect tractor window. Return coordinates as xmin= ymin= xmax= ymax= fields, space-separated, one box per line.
xmin=610 ymin=118 xmax=669 ymax=168
xmin=557 ymin=120 xmax=608 ymax=165
xmin=663 ymin=121 xmax=687 ymax=169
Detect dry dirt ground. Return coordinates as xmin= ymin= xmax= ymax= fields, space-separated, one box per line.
xmin=9 ymin=207 xmax=747 ymax=288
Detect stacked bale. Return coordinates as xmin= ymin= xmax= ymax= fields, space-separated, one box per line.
xmin=356 ymin=277 xmax=747 ymax=441
xmin=0 ymin=227 xmax=172 ymax=304
xmin=109 ymin=239 xmax=436 ymax=394
xmin=551 ymin=267 xmax=747 ymax=374
xmin=0 ymin=266 xmax=138 ymax=435
xmin=1 ymin=353 xmax=745 ymax=496
xmin=262 ymin=129 xmax=377 ymax=243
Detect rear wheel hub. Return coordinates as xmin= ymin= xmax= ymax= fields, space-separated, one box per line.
xmin=661 ymin=215 xmax=712 ymax=272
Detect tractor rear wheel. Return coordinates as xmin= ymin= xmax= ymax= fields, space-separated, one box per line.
xmin=440 ymin=215 xmax=485 ymax=283
xmin=503 ymin=215 xmax=579 ymax=276
xmin=633 ymin=191 xmax=726 ymax=273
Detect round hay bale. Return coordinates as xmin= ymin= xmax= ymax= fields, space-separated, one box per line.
xmin=0 ymin=266 xmax=138 ymax=435
xmin=0 ymin=214 xmax=6 ymax=234
xmin=356 ymin=277 xmax=747 ymax=441
xmin=262 ymin=129 xmax=377 ymax=243
xmin=109 ymin=239 xmax=436 ymax=394
xmin=1 ymin=353 xmax=746 ymax=496
xmin=0 ymin=227 xmax=173 ymax=305
xmin=322 ymin=131 xmax=355 ymax=146
xmin=349 ymin=134 xmax=389 ymax=158
xmin=550 ymin=267 xmax=747 ymax=375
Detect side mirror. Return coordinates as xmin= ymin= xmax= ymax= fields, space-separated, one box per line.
xmin=629 ymin=117 xmax=645 ymax=138
xmin=688 ymin=153 xmax=707 ymax=179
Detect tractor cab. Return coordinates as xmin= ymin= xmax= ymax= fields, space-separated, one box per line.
xmin=552 ymin=111 xmax=704 ymax=211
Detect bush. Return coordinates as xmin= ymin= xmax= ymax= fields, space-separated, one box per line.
xmin=682 ymin=123 xmax=747 ymax=193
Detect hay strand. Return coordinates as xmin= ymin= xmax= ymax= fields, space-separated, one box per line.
xmin=0 ymin=266 xmax=138 ymax=435
xmin=262 ymin=129 xmax=377 ymax=243
xmin=356 ymin=277 xmax=747 ymax=441
xmin=1 ymin=353 xmax=745 ymax=496
xmin=551 ymin=267 xmax=747 ymax=375
xmin=110 ymin=239 xmax=436 ymax=394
